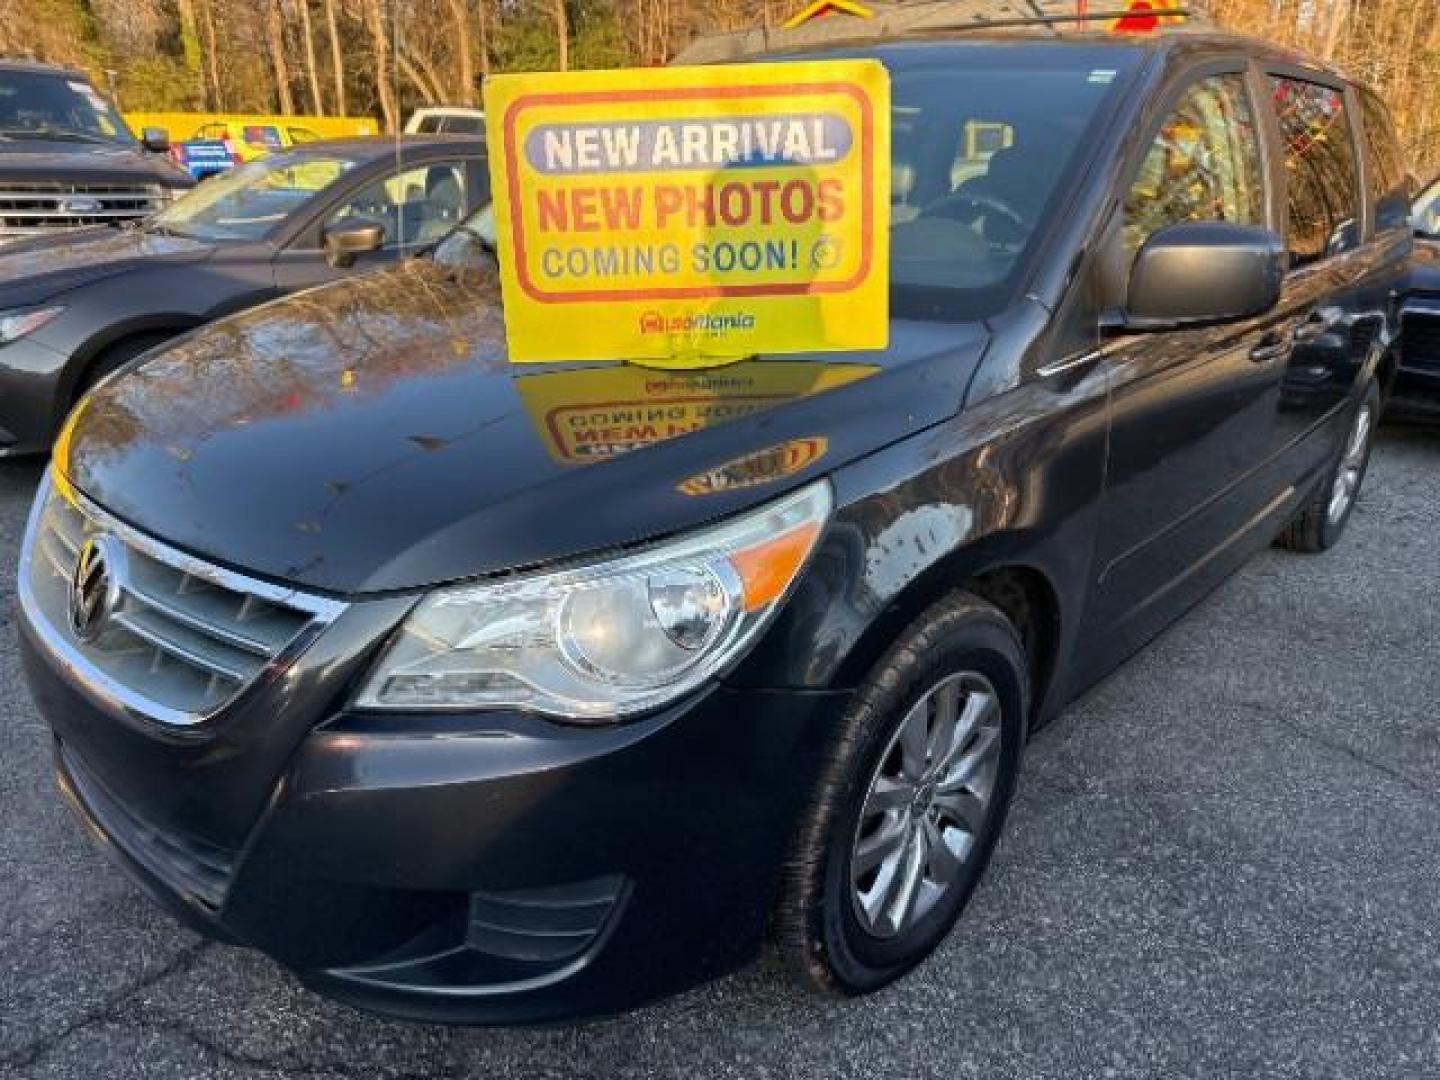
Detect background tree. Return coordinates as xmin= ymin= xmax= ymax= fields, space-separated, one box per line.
xmin=0 ymin=0 xmax=1434 ymax=177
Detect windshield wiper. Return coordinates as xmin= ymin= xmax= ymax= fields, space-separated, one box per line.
xmin=0 ymin=127 xmax=116 ymax=145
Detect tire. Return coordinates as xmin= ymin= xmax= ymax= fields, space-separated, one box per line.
xmin=1276 ymin=379 xmax=1380 ymax=554
xmin=774 ymin=591 xmax=1028 ymax=996
xmin=76 ymin=332 xmax=175 ymax=399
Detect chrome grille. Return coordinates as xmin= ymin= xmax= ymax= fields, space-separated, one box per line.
xmin=20 ymin=474 xmax=344 ymax=727
xmin=0 ymin=181 xmax=168 ymax=237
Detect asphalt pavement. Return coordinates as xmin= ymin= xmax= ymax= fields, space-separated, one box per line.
xmin=2 ymin=429 xmax=1438 ymax=1079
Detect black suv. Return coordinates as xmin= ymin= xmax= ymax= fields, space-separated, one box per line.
xmin=0 ymin=59 xmax=192 ymax=244
xmin=16 ymin=21 xmax=1409 ymax=1024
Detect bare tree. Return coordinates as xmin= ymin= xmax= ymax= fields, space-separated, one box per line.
xmin=552 ymin=0 xmax=569 ymax=71
xmin=264 ymin=0 xmax=297 ymax=113
xmin=296 ymin=0 xmax=326 ymax=112
xmin=323 ymin=0 xmax=347 ymax=115
xmin=362 ymin=0 xmax=398 ymax=130
xmin=445 ymin=0 xmax=475 ymax=104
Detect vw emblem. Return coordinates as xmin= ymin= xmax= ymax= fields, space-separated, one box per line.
xmin=69 ymin=534 xmax=125 ymax=642
xmin=58 ymin=196 xmax=104 ymax=215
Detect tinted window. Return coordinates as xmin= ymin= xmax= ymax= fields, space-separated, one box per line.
xmin=1271 ymin=78 xmax=1362 ymax=265
xmin=1357 ymin=87 xmax=1410 ymax=233
xmin=438 ymin=115 xmax=485 ymax=135
xmin=885 ymin=52 xmax=1139 ymax=319
xmin=326 ymin=161 xmax=469 ymax=247
xmin=1123 ymin=75 xmax=1265 ymax=255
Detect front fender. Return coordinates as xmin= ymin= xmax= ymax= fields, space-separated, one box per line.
xmin=727 ymin=366 xmax=1111 ymax=724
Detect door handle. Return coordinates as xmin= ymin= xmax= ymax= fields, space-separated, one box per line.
xmin=1292 ymin=309 xmax=1341 ymax=345
xmin=1250 ymin=331 xmax=1292 ymax=364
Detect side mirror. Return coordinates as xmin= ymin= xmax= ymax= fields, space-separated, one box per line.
xmin=1113 ymin=221 xmax=1286 ymax=333
xmin=322 ymin=218 xmax=385 ymax=268
xmin=140 ymin=126 xmax=170 ymax=153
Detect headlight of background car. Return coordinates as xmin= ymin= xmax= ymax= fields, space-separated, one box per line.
xmin=355 ymin=480 xmax=833 ymax=721
xmin=0 ymin=305 xmax=64 ymax=345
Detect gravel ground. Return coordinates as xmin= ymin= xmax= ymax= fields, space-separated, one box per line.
xmin=2 ymin=429 xmax=1438 ymax=1080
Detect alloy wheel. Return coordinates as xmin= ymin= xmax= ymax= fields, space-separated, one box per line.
xmin=849 ymin=672 xmax=1003 ymax=940
xmin=1328 ymin=401 xmax=1373 ymax=525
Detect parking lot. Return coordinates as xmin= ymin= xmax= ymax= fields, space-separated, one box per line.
xmin=1 ymin=429 xmax=1438 ymax=1080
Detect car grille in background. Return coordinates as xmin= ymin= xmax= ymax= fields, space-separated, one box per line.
xmin=0 ymin=181 xmax=167 ymax=237
xmin=21 ymin=476 xmax=344 ymax=727
xmin=1402 ymin=312 xmax=1440 ymax=374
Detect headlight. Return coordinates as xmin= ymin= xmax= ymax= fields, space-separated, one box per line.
xmin=355 ymin=480 xmax=833 ymax=721
xmin=0 ymin=305 xmax=64 ymax=344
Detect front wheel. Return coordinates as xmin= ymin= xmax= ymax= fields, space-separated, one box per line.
xmin=1276 ymin=379 xmax=1380 ymax=553
xmin=773 ymin=592 xmax=1028 ymax=995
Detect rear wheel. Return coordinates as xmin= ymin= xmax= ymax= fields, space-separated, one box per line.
xmin=774 ymin=591 xmax=1027 ymax=995
xmin=1276 ymin=379 xmax=1379 ymax=553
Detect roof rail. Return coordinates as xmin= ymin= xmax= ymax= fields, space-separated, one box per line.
xmin=924 ymin=6 xmax=1196 ymax=32
xmin=676 ymin=1 xmax=1212 ymax=65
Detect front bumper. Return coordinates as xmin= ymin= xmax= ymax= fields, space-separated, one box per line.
xmin=21 ymin=608 xmax=845 ymax=1024
xmin=0 ymin=334 xmax=71 ymax=457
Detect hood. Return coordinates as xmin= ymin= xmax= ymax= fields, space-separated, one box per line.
xmin=0 ymin=226 xmax=214 ymax=308
xmin=57 ymin=259 xmax=987 ymax=595
xmin=0 ymin=140 xmax=192 ymax=189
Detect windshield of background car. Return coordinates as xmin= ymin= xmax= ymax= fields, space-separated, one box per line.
xmin=438 ymin=44 xmax=1141 ymax=323
xmin=0 ymin=70 xmax=133 ymax=145
xmin=150 ymin=152 xmax=358 ymax=241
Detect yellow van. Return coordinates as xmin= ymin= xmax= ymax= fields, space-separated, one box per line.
xmin=126 ymin=112 xmax=380 ymax=161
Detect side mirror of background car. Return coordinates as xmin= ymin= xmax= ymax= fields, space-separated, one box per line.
xmin=140 ymin=127 xmax=170 ymax=153
xmin=1109 ymin=221 xmax=1286 ymax=333
xmin=323 ymin=218 xmax=386 ymax=268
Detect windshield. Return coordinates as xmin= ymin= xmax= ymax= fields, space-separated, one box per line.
xmin=882 ymin=48 xmax=1139 ymax=319
xmin=150 ymin=152 xmax=358 ymax=241
xmin=0 ymin=70 xmax=133 ymax=144
xmin=1417 ymin=177 xmax=1440 ymax=237
xmin=442 ymin=45 xmax=1139 ymax=322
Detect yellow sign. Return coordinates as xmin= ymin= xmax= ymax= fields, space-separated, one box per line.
xmin=784 ymin=0 xmax=874 ymax=28
xmin=1109 ymin=0 xmax=1188 ymax=32
xmin=514 ymin=361 xmax=877 ymax=465
xmin=485 ymin=61 xmax=891 ymax=365
xmin=679 ymin=438 xmax=830 ymax=496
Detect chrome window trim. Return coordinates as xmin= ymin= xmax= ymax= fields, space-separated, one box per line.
xmin=18 ymin=470 xmax=347 ymax=731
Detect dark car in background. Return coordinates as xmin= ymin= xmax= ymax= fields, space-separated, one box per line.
xmin=0 ymin=59 xmax=192 ymax=243
xmin=15 ymin=19 xmax=1409 ymax=1025
xmin=1392 ymin=175 xmax=1440 ymax=418
xmin=0 ymin=136 xmax=488 ymax=457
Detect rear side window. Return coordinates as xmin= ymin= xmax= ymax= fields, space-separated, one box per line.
xmin=1270 ymin=78 xmax=1362 ymax=265
xmin=1123 ymin=74 xmax=1266 ymax=256
xmin=1357 ymin=87 xmax=1410 ymax=233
